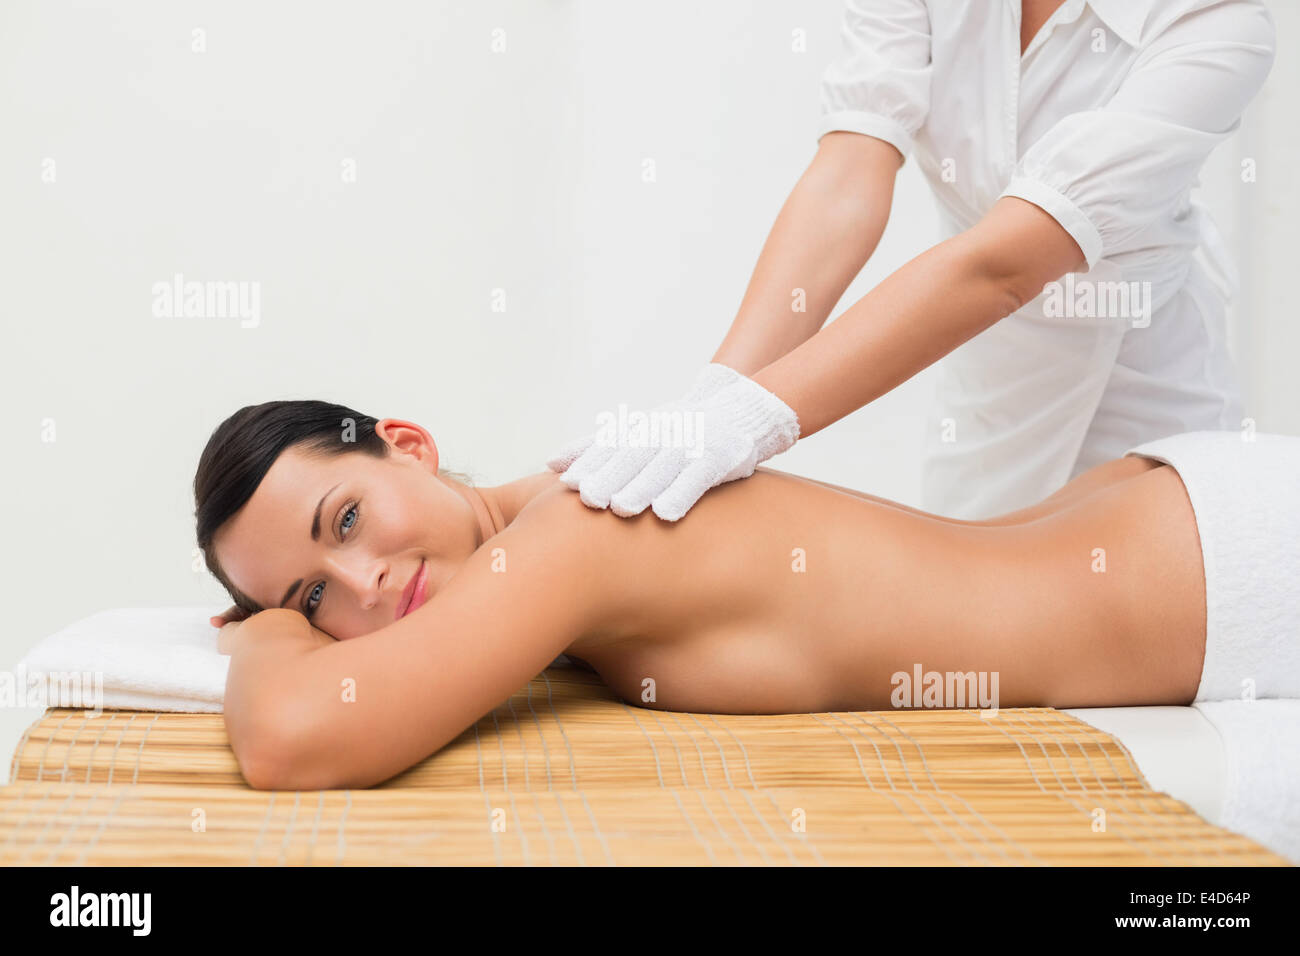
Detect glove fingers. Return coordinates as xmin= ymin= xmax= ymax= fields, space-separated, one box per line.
xmin=579 ymin=445 xmax=660 ymax=508
xmin=650 ymin=454 xmax=730 ymax=522
xmin=560 ymin=442 xmax=616 ymax=489
xmin=546 ymin=433 xmax=595 ymax=473
xmin=719 ymin=440 xmax=760 ymax=484
xmin=610 ymin=447 xmax=686 ymax=517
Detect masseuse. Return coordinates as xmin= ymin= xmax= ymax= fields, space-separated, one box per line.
xmin=548 ymin=0 xmax=1275 ymax=520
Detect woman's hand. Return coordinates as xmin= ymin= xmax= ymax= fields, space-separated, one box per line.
xmin=209 ymin=604 xmax=249 ymax=629
xmin=217 ymin=617 xmax=251 ymax=655
xmin=215 ymin=606 xmax=339 ymax=656
xmin=213 ymin=604 xmax=252 ymax=656
xmin=547 ymin=363 xmax=800 ymax=521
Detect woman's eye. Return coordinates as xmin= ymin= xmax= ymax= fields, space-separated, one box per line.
xmin=306 ymin=502 xmax=361 ymax=617
xmin=339 ymin=502 xmax=359 ymax=536
xmin=305 ymin=582 xmax=325 ymax=614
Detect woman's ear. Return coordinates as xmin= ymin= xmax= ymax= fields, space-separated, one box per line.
xmin=374 ymin=418 xmax=440 ymax=470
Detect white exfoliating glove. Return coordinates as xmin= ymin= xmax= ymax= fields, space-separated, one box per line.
xmin=545 ymin=362 xmax=734 ymax=476
xmin=547 ymin=363 xmax=800 ymax=521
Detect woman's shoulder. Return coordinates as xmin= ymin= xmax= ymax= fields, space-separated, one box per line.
xmin=504 ymin=472 xmax=701 ymax=591
xmin=489 ymin=475 xmax=672 ymax=641
xmin=511 ymin=472 xmax=654 ymax=549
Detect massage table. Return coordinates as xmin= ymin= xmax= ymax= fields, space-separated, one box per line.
xmin=0 ymin=667 xmax=1286 ymax=865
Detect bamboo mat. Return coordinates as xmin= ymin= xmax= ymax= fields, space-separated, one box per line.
xmin=0 ymin=669 xmax=1288 ymax=865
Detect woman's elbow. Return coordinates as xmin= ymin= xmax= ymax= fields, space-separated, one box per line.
xmin=238 ymin=748 xmax=284 ymax=791
xmin=229 ymin=700 xmax=317 ymax=790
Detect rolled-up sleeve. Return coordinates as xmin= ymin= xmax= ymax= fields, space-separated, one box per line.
xmin=817 ymin=0 xmax=933 ymax=163
xmin=999 ymin=0 xmax=1276 ymax=269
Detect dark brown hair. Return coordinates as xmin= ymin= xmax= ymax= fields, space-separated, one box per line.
xmin=193 ymin=399 xmax=470 ymax=615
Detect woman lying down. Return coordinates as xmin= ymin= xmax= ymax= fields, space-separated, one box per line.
xmin=195 ymin=399 xmax=1300 ymax=791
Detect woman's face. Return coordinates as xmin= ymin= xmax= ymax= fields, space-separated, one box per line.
xmin=212 ymin=420 xmax=480 ymax=641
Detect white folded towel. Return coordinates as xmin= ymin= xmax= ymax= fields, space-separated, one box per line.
xmin=1193 ymin=698 xmax=1300 ymax=864
xmin=16 ymin=607 xmax=230 ymax=714
xmin=14 ymin=607 xmax=583 ymax=716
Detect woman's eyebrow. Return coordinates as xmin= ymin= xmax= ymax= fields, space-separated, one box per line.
xmin=310 ymin=482 xmax=342 ymax=542
xmin=277 ymin=481 xmax=342 ymax=609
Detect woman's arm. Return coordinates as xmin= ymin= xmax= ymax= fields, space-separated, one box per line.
xmin=224 ymin=490 xmax=607 ymax=790
xmin=751 ymin=195 xmax=1085 ymax=438
xmin=710 ymin=133 xmax=902 ymax=376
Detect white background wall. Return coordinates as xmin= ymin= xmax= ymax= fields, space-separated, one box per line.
xmin=2 ymin=0 xmax=1296 ymax=768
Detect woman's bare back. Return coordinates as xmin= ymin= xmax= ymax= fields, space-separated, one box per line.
xmin=544 ymin=456 xmax=1206 ymax=713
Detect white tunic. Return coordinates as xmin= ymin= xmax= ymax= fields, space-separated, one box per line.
xmin=817 ymin=0 xmax=1276 ymax=518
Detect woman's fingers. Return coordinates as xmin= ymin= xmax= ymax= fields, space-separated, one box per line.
xmin=217 ymin=620 xmax=244 ymax=655
xmin=209 ymin=604 xmax=249 ymax=628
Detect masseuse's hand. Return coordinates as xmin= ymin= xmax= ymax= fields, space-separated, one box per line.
xmin=547 ymin=363 xmax=732 ymax=476
xmin=547 ymin=363 xmax=800 ymax=521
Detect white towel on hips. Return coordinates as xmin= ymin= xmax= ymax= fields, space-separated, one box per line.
xmin=1193 ymin=698 xmax=1300 ymax=864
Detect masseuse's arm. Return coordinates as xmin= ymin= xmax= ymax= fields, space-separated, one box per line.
xmin=549 ymin=193 xmax=1080 ymax=523
xmin=222 ymin=492 xmax=608 ymax=791
xmin=709 ymin=132 xmax=902 ymax=376
xmin=749 ymin=196 xmax=1085 ymax=438
xmin=747 ymin=0 xmax=1277 ymax=440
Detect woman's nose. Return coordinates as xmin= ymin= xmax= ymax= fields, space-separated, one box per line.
xmin=327 ymin=556 xmax=387 ymax=610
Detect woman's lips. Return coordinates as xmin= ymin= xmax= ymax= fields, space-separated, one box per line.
xmin=397 ymin=560 xmax=430 ymax=620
